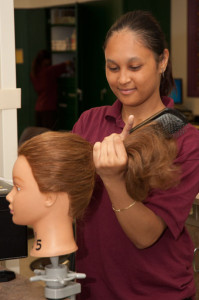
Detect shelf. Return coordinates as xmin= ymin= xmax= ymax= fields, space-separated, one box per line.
xmin=50 ymin=23 xmax=75 ymax=27
xmin=52 ymin=50 xmax=76 ymax=54
xmin=50 ymin=7 xmax=75 ymax=27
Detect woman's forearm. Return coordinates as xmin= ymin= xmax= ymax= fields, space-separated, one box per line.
xmin=104 ymin=178 xmax=166 ymax=249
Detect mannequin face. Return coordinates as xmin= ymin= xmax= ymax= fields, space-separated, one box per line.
xmin=6 ymin=155 xmax=50 ymax=226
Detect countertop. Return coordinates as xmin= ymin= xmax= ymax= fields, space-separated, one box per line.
xmin=0 ymin=266 xmax=45 ymax=300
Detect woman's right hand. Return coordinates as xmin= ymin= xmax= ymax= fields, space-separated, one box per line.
xmin=93 ymin=115 xmax=134 ymax=183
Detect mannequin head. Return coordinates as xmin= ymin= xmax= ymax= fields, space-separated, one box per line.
xmin=6 ymin=131 xmax=96 ymax=257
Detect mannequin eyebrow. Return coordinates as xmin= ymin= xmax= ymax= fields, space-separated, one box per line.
xmin=13 ymin=176 xmax=23 ymax=185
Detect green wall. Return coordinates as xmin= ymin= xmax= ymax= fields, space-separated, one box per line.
xmin=15 ymin=9 xmax=48 ymax=139
xmin=122 ymin=0 xmax=171 ymax=47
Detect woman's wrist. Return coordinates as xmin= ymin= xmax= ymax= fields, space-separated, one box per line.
xmin=112 ymin=200 xmax=136 ymax=212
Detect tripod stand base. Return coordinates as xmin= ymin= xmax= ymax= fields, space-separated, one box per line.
xmin=45 ymin=281 xmax=81 ymax=300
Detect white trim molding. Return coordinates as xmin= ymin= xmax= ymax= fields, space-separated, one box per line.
xmin=14 ymin=0 xmax=100 ymax=9
xmin=0 ymin=89 xmax=21 ymax=109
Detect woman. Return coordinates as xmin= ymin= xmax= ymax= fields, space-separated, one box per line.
xmin=72 ymin=10 xmax=199 ymax=300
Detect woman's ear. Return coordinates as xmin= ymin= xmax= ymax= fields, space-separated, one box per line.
xmin=160 ymin=49 xmax=169 ymax=73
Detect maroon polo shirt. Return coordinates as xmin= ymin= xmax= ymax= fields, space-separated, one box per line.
xmin=72 ymin=97 xmax=199 ymax=300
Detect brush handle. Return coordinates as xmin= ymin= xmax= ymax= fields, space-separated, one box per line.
xmin=129 ymin=108 xmax=168 ymax=133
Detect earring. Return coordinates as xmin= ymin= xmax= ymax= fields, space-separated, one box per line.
xmin=161 ymin=69 xmax=165 ymax=78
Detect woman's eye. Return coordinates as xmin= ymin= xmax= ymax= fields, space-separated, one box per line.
xmin=107 ymin=66 xmax=118 ymax=72
xmin=129 ymin=65 xmax=141 ymax=71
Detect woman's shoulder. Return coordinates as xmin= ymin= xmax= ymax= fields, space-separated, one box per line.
xmin=78 ymin=99 xmax=120 ymax=122
xmin=72 ymin=105 xmax=112 ymax=137
xmin=81 ymin=105 xmax=112 ymax=116
xmin=77 ymin=105 xmax=113 ymax=124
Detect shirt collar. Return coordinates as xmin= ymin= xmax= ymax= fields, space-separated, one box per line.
xmin=105 ymin=99 xmax=124 ymax=128
xmin=104 ymin=96 xmax=174 ymax=128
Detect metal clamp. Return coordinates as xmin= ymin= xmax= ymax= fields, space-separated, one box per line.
xmin=194 ymin=248 xmax=199 ymax=272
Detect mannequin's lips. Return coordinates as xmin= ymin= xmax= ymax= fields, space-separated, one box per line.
xmin=9 ymin=207 xmax=13 ymax=214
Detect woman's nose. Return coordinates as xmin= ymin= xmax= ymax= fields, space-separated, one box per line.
xmin=118 ymin=69 xmax=131 ymax=85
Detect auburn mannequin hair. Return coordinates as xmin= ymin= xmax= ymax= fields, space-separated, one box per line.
xmin=124 ymin=123 xmax=180 ymax=202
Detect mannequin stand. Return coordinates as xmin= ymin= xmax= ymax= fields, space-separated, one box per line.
xmin=30 ymin=256 xmax=86 ymax=300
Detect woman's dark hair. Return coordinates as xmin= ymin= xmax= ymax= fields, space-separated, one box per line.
xmin=31 ymin=49 xmax=51 ymax=78
xmin=104 ymin=10 xmax=174 ymax=97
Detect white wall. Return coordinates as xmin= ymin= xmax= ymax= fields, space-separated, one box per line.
xmin=171 ymin=0 xmax=199 ymax=115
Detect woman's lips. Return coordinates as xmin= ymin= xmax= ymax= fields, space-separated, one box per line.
xmin=119 ymin=88 xmax=136 ymax=95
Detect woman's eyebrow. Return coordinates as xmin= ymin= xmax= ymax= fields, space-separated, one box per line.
xmin=128 ymin=56 xmax=141 ymax=62
xmin=106 ymin=59 xmax=117 ymax=64
xmin=106 ymin=57 xmax=141 ymax=64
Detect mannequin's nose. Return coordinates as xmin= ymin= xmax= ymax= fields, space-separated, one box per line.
xmin=6 ymin=188 xmax=14 ymax=203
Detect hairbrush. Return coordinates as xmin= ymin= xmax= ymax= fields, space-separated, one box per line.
xmin=129 ymin=108 xmax=188 ymax=137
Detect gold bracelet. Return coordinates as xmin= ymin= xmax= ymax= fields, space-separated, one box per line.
xmin=112 ymin=201 xmax=136 ymax=212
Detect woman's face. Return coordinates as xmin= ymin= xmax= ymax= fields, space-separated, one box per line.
xmin=6 ymin=155 xmax=49 ymax=226
xmin=105 ymin=29 xmax=166 ymax=108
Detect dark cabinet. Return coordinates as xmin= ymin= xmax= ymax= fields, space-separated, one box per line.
xmin=122 ymin=0 xmax=171 ymax=47
xmin=48 ymin=6 xmax=78 ymax=130
xmin=48 ymin=2 xmax=119 ymax=131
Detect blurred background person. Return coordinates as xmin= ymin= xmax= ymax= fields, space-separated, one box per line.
xmin=30 ymin=49 xmax=71 ymax=130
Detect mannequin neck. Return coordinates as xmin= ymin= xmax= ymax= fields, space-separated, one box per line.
xmin=30 ymin=193 xmax=78 ymax=257
xmin=30 ymin=215 xmax=77 ymax=257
